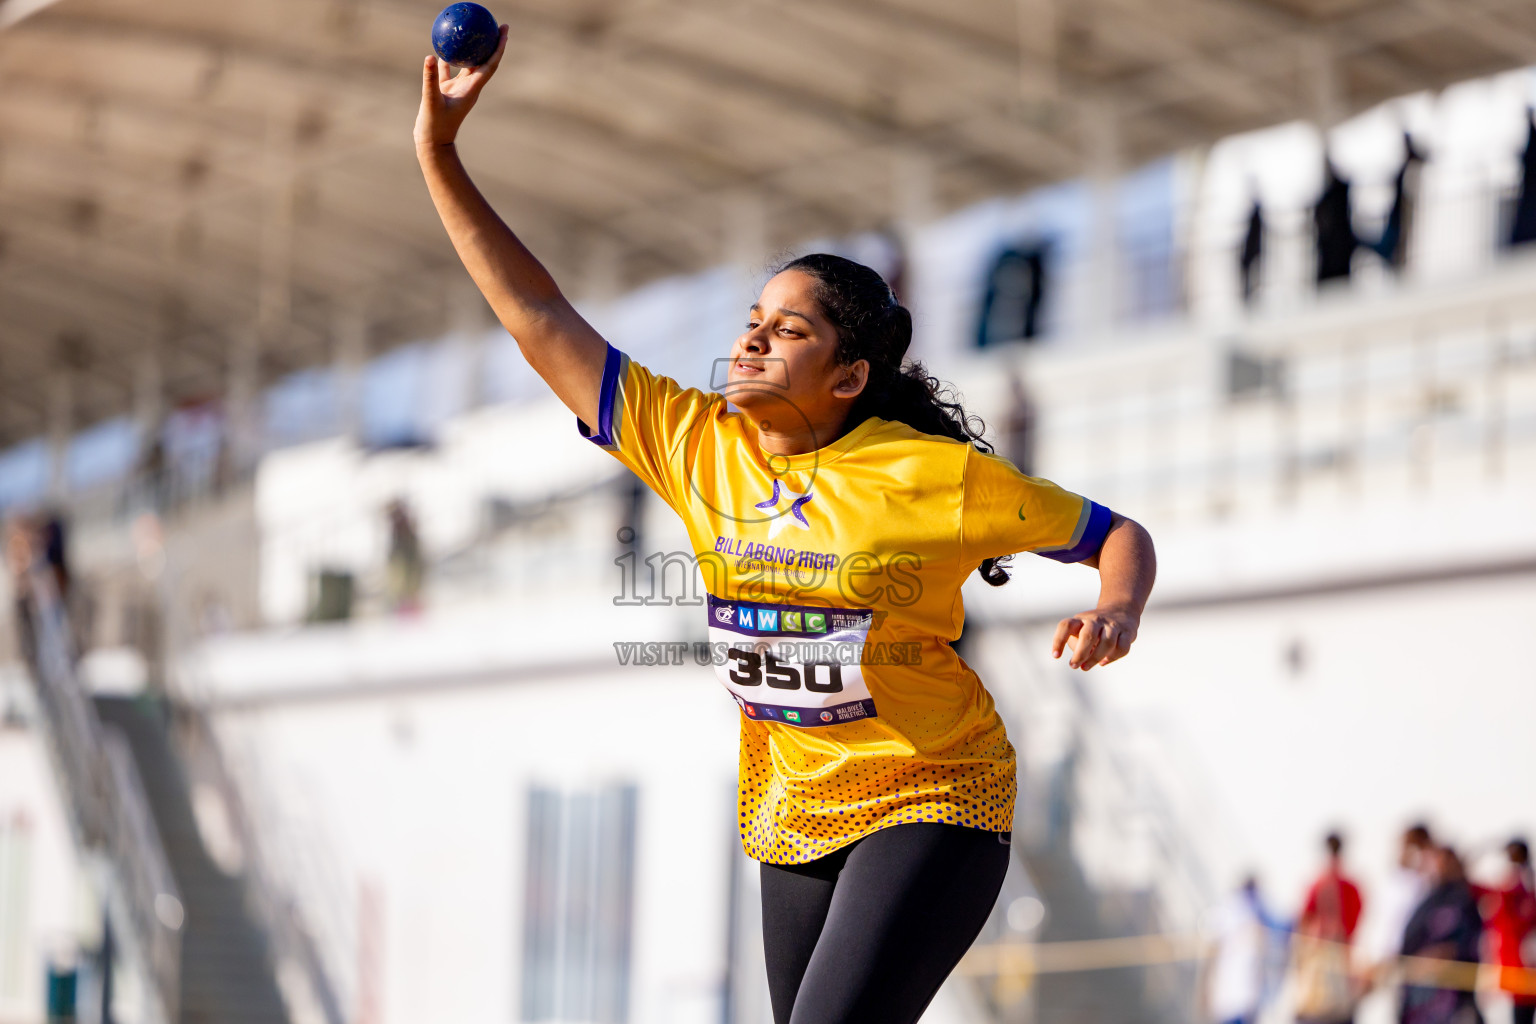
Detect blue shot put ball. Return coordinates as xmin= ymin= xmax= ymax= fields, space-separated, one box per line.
xmin=432 ymin=3 xmax=499 ymax=69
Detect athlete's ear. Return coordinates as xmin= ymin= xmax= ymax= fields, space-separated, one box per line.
xmin=832 ymin=359 xmax=870 ymax=399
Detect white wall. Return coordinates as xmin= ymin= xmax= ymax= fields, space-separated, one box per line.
xmin=0 ymin=676 xmax=95 ymax=1024
xmin=196 ymin=622 xmax=744 ymax=1024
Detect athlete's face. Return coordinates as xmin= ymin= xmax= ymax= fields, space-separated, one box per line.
xmin=726 ymin=270 xmax=869 ymax=444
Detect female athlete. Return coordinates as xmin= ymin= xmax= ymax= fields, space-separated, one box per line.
xmin=416 ymin=28 xmax=1157 ymax=1024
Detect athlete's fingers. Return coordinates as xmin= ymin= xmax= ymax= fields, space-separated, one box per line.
xmin=1069 ymin=629 xmax=1093 ymax=669
xmin=1065 ymin=623 xmax=1089 ymax=667
xmin=1080 ymin=622 xmax=1114 ymax=670
xmin=1052 ymin=617 xmax=1081 ymax=659
xmin=1087 ymin=620 xmax=1112 ymax=669
xmin=436 ymin=53 xmax=452 ymax=89
xmin=423 ymin=55 xmax=441 ymax=104
xmin=461 ymin=25 xmax=508 ymax=97
xmin=1099 ymin=628 xmax=1132 ymax=666
xmin=1069 ymin=621 xmax=1101 ymax=669
xmin=1096 ymin=629 xmax=1122 ymax=666
xmin=481 ymin=24 xmax=510 ymax=75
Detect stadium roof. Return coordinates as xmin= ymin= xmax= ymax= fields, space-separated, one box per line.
xmin=2 ymin=0 xmax=1535 ymax=443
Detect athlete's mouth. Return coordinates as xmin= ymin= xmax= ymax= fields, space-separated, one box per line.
xmin=734 ymin=359 xmax=767 ymax=375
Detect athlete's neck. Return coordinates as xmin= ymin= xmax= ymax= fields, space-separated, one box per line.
xmin=751 ymin=411 xmax=854 ymax=457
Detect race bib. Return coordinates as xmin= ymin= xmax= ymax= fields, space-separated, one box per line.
xmin=706 ymin=595 xmax=878 ymax=727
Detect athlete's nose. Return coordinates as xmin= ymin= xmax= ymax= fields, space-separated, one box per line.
xmin=742 ymin=332 xmax=768 ymax=354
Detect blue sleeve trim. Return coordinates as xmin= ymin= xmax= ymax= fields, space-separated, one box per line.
xmin=576 ymin=345 xmax=625 ymax=450
xmin=1037 ymin=500 xmax=1114 ymax=563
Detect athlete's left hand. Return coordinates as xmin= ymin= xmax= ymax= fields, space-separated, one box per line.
xmin=1052 ymin=606 xmax=1139 ymax=671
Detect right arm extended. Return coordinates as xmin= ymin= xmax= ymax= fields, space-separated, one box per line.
xmin=414 ymin=29 xmax=606 ymax=427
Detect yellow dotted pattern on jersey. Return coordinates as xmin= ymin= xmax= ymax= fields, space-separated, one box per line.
xmin=737 ymin=718 xmax=1018 ymax=864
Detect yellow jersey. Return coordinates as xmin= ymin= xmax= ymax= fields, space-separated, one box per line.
xmin=581 ymin=347 xmax=1112 ymax=864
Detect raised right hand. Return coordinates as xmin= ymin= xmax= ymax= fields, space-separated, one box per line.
xmin=413 ymin=24 xmax=509 ymax=150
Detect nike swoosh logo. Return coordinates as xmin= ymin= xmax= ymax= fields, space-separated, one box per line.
xmin=1017 ymin=506 xmax=1028 ymax=521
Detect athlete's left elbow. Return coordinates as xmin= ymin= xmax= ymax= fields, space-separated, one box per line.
xmin=1083 ymin=513 xmax=1151 ymax=570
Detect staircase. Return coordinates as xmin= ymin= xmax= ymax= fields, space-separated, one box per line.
xmin=1018 ymin=807 xmax=1170 ymax=1024
xmin=971 ymin=627 xmax=1216 ymax=1024
xmin=95 ymin=696 xmax=291 ymax=1024
xmin=20 ymin=570 xmax=182 ymax=1023
xmin=21 ymin=516 xmax=345 ymax=1024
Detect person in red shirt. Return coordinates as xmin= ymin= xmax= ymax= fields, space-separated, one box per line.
xmin=1295 ymin=832 xmax=1366 ymax=1024
xmin=1480 ymin=838 xmax=1536 ymax=1024
xmin=1303 ymin=833 xmax=1366 ymax=942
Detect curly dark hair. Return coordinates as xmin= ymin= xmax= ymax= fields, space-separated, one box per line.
xmin=778 ymin=252 xmax=1012 ymax=586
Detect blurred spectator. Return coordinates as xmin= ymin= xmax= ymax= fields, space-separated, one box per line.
xmin=1314 ymin=160 xmax=1358 ymax=284
xmin=384 ymin=499 xmax=424 ymax=614
xmin=1240 ymin=197 xmax=1264 ymax=306
xmin=1294 ymin=832 xmax=1365 ymax=1024
xmin=1302 ymin=832 xmax=1366 ymax=944
xmin=40 ymin=509 xmax=81 ymax=654
xmin=134 ymin=426 xmax=168 ymax=513
xmin=6 ymin=516 xmax=38 ymax=669
xmin=977 ymin=244 xmax=1048 ymax=346
xmin=1003 ymin=371 xmax=1038 ymax=477
xmin=619 ymin=473 xmax=646 ymax=559
xmin=41 ymin=509 xmax=70 ymax=602
xmin=1203 ymin=875 xmax=1283 ymax=1024
xmin=1401 ymin=846 xmax=1484 ymax=1024
xmin=1367 ymin=133 xmax=1426 ymax=270
xmin=1477 ymin=838 xmax=1536 ymax=1024
xmin=1372 ymin=825 xmax=1438 ymax=969
xmin=1509 ymin=109 xmax=1536 ymax=247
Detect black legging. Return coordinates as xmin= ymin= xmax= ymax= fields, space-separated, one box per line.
xmin=760 ymin=822 xmax=1011 ymax=1024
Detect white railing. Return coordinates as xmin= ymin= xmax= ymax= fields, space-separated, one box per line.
xmin=1016 ymin=256 xmax=1536 ymax=530
xmin=253 ymin=471 xmax=631 ymax=626
xmin=20 ymin=568 xmax=181 ymax=1024
xmin=166 ymin=609 xmax=356 ymax=1024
